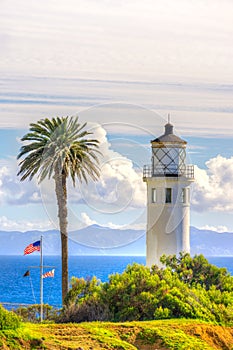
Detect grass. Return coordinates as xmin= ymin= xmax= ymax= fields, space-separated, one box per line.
xmin=0 ymin=319 xmax=233 ymax=349
xmin=0 ymin=326 xmax=44 ymax=350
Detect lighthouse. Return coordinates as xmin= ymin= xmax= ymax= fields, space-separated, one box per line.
xmin=143 ymin=120 xmax=194 ymax=267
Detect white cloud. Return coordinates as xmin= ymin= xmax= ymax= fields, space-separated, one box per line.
xmin=198 ymin=225 xmax=229 ymax=233
xmin=0 ymin=159 xmax=41 ymax=206
xmin=4 ymin=120 xmax=233 ymax=235
xmin=1 ymin=78 xmax=233 ymax=139
xmin=80 ymin=212 xmax=97 ymax=227
xmin=80 ymin=212 xmax=145 ymax=231
xmin=80 ymin=212 xmax=122 ymax=229
xmin=1 ymin=0 xmax=233 ymax=82
xmin=0 ymin=215 xmax=53 ymax=232
xmin=19 ymin=123 xmax=148 ymax=231
xmin=192 ymin=155 xmax=233 ymax=212
xmin=72 ymin=124 xmax=147 ymax=212
xmin=1 ymin=0 xmax=233 ymax=143
xmin=0 ymin=124 xmax=147 ymax=237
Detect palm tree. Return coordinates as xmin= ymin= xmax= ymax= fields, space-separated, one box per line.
xmin=17 ymin=116 xmax=100 ymax=302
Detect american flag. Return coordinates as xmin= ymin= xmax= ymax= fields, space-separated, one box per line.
xmin=42 ymin=269 xmax=55 ymax=278
xmin=24 ymin=240 xmax=40 ymax=255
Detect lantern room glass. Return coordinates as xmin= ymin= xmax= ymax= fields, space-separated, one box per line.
xmin=152 ymin=147 xmax=186 ymax=176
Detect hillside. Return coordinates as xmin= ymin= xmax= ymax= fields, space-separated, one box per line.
xmin=0 ymin=225 xmax=233 ymax=256
xmin=190 ymin=226 xmax=233 ymax=256
xmin=1 ymin=320 xmax=233 ymax=349
xmin=0 ymin=226 xmax=145 ymax=255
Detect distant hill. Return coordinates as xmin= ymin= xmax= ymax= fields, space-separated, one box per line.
xmin=0 ymin=225 xmax=233 ymax=256
xmin=0 ymin=225 xmax=145 ymax=256
xmin=190 ymin=226 xmax=233 ymax=256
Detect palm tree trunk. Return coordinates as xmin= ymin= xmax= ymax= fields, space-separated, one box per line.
xmin=54 ymin=168 xmax=68 ymax=304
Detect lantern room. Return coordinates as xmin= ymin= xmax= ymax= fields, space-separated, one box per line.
xmin=143 ymin=122 xmax=194 ymax=179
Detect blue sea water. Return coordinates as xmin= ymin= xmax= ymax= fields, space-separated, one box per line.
xmin=0 ymin=255 xmax=232 ymax=309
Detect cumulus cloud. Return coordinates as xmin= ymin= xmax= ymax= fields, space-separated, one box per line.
xmin=80 ymin=212 xmax=97 ymax=226
xmin=1 ymin=124 xmax=147 ymax=227
xmin=4 ymin=122 xmax=233 ymax=235
xmin=0 ymin=159 xmax=41 ymax=206
xmin=192 ymin=155 xmax=233 ymax=212
xmin=68 ymin=123 xmax=147 ymax=212
xmin=10 ymin=123 xmax=148 ymax=231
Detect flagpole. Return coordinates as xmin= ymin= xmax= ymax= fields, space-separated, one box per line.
xmin=40 ymin=235 xmax=43 ymax=322
xmin=24 ymin=238 xmax=55 ymax=322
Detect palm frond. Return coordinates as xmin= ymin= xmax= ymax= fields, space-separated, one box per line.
xmin=17 ymin=116 xmax=101 ymax=185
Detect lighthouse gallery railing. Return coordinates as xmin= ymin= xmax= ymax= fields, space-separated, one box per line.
xmin=143 ymin=164 xmax=194 ymax=179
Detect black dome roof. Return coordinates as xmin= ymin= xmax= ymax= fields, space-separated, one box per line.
xmin=152 ymin=123 xmax=186 ymax=144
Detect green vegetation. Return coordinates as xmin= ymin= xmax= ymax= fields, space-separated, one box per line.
xmin=17 ymin=116 xmax=101 ymax=302
xmin=1 ymin=254 xmax=233 ymax=348
xmin=13 ymin=304 xmax=56 ymax=323
xmin=160 ymin=253 xmax=233 ymax=291
xmin=0 ymin=304 xmax=21 ymax=330
xmin=0 ymin=305 xmax=26 ymax=350
xmin=1 ymin=320 xmax=233 ymax=349
xmin=59 ymin=253 xmax=233 ymax=325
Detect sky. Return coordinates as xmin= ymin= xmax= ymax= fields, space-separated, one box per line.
xmin=1 ymin=0 xmax=233 ymax=245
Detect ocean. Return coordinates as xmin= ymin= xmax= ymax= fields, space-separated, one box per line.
xmin=0 ymin=255 xmax=232 ymax=309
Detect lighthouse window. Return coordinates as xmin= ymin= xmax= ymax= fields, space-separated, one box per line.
xmin=152 ymin=188 xmax=157 ymax=203
xmin=165 ymin=188 xmax=172 ymax=203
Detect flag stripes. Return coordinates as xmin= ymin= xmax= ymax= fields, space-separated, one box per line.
xmin=42 ymin=269 xmax=55 ymax=278
xmin=24 ymin=240 xmax=40 ymax=255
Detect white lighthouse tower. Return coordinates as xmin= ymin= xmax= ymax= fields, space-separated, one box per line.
xmin=143 ymin=120 xmax=194 ymax=267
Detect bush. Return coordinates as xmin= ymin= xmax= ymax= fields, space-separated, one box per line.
xmin=0 ymin=304 xmax=21 ymax=330
xmin=60 ymin=254 xmax=233 ymax=324
xmin=59 ymin=277 xmax=111 ymax=322
xmin=13 ymin=304 xmax=56 ymax=323
xmin=154 ymin=306 xmax=171 ymax=319
xmin=59 ymin=298 xmax=111 ymax=323
xmin=160 ymin=252 xmax=233 ymax=291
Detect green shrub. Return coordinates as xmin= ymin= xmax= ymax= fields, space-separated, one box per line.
xmin=60 ymin=254 xmax=233 ymax=324
xmin=0 ymin=305 xmax=21 ymax=330
xmin=154 ymin=306 xmax=171 ymax=319
xmin=13 ymin=304 xmax=55 ymax=323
